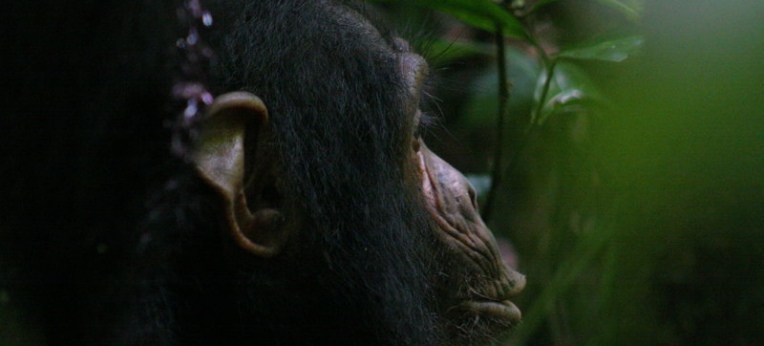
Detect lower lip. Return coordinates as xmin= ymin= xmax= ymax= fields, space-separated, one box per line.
xmin=462 ymin=300 xmax=522 ymax=323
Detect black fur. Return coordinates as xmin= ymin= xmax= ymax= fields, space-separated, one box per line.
xmin=2 ymin=1 xmax=444 ymax=345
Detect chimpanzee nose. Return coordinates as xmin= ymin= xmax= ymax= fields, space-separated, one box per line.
xmin=419 ymin=144 xmax=484 ymax=220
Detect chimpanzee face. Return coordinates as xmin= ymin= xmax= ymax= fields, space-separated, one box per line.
xmin=396 ymin=36 xmax=526 ymax=343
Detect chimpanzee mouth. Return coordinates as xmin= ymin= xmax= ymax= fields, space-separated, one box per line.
xmin=461 ymin=299 xmax=522 ymax=324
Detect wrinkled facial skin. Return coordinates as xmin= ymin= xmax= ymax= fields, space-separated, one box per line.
xmin=418 ymin=144 xmax=526 ymax=343
xmin=395 ymin=38 xmax=526 ymax=344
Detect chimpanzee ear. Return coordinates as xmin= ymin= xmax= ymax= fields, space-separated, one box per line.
xmin=192 ymin=91 xmax=287 ymax=258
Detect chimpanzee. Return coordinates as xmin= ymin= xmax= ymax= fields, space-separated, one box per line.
xmin=0 ymin=1 xmax=525 ymax=345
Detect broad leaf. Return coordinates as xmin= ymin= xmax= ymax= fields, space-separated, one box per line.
xmin=533 ymin=62 xmax=607 ymax=124
xmin=556 ymin=35 xmax=644 ymax=63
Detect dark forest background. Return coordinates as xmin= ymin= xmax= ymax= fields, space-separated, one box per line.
xmin=372 ymin=0 xmax=764 ymax=344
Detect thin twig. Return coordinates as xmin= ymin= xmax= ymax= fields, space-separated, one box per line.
xmin=481 ymin=22 xmax=511 ymax=221
xmin=531 ymin=59 xmax=557 ymax=126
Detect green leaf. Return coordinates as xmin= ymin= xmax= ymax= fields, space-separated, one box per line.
xmin=593 ymin=0 xmax=643 ymax=21
xmin=556 ymin=35 xmax=644 ymax=63
xmin=533 ymin=62 xmax=607 ymax=124
xmin=369 ymin=0 xmax=528 ymax=39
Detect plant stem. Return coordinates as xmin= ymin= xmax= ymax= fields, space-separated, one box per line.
xmin=482 ymin=22 xmax=511 ymax=221
xmin=532 ymin=59 xmax=557 ymax=126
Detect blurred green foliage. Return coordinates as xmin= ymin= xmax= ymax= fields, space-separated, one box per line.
xmin=370 ymin=0 xmax=764 ymax=344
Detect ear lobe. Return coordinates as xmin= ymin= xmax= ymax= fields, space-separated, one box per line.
xmin=192 ymin=91 xmax=288 ymax=258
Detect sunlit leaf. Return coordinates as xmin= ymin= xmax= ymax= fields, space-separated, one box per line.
xmin=556 ymin=35 xmax=644 ymax=62
xmin=368 ymin=0 xmax=528 ymax=39
xmin=542 ymin=89 xmax=587 ymax=115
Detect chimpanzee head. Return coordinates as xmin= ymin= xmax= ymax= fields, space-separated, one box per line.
xmin=1 ymin=1 xmax=524 ymax=345
xmin=186 ymin=1 xmax=525 ymax=344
